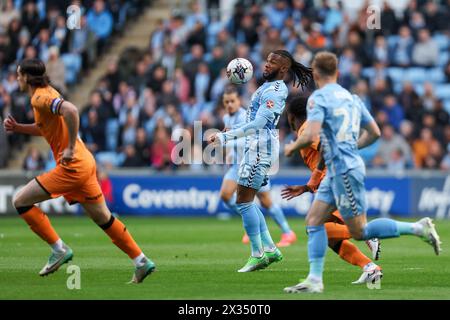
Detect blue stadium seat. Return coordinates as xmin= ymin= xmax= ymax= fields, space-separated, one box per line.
xmin=443 ymin=99 xmax=450 ymax=115
xmin=96 ymin=151 xmax=125 ymax=167
xmin=387 ymin=67 xmax=404 ymax=83
xmin=435 ymin=84 xmax=450 ymax=100
xmin=433 ymin=33 xmax=449 ymax=51
xmin=428 ymin=68 xmax=445 ymax=83
xmin=438 ymin=51 xmax=449 ymax=67
xmin=105 ymin=119 xmax=119 ymax=151
xmin=362 ymin=67 xmax=375 ymax=78
xmin=414 ymin=84 xmax=425 ymax=96
xmin=61 ymin=53 xmax=82 ymax=85
xmin=405 ymin=67 xmax=427 ymax=84
xmin=393 ymin=82 xmax=404 ymax=94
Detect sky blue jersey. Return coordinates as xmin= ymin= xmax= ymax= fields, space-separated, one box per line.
xmin=306 ymin=83 xmax=375 ymax=177
xmin=219 ymin=79 xmax=288 ymax=160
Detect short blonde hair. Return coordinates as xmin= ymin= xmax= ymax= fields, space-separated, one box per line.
xmin=312 ymin=51 xmax=338 ymax=77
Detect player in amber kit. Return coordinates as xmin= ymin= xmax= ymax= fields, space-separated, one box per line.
xmin=282 ymin=95 xmax=382 ymax=284
xmin=3 ymin=59 xmax=155 ymax=283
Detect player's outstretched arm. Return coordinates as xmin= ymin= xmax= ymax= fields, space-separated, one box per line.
xmin=210 ymin=117 xmax=268 ymax=145
xmin=3 ymin=115 xmax=41 ymax=136
xmin=357 ymin=120 xmax=381 ymax=149
xmin=59 ymin=101 xmax=79 ymax=165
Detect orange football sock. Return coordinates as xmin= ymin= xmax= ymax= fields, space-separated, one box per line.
xmin=338 ymin=240 xmax=372 ymax=268
xmin=325 ymin=222 xmax=351 ymax=240
xmin=20 ymin=206 xmax=60 ymax=244
xmin=325 ymin=222 xmax=372 ymax=268
xmin=101 ymin=216 xmax=142 ymax=259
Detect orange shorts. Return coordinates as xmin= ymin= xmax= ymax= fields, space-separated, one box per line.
xmin=35 ymin=163 xmax=104 ymax=205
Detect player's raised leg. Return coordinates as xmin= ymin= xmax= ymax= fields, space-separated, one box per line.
xmin=13 ymin=179 xmax=73 ymax=276
xmin=257 ymin=190 xmax=296 ymax=247
xmin=81 ymin=201 xmax=155 ymax=283
xmin=325 ymin=222 xmax=382 ymax=284
xmin=333 ymin=170 xmax=442 ymax=256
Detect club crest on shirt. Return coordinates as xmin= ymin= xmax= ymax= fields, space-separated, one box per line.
xmin=308 ymin=98 xmax=315 ymax=109
xmin=266 ymin=100 xmax=274 ymax=108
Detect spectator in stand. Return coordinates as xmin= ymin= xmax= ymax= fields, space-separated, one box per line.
xmin=399 ymin=82 xmax=423 ymax=124
xmin=423 ymin=0 xmax=449 ymax=33
xmin=306 ymin=22 xmax=327 ymax=52
xmin=81 ymin=109 xmax=106 ymax=153
xmin=389 ymin=25 xmax=414 ymax=67
xmin=0 ymin=0 xmax=20 ymax=30
xmin=373 ymin=124 xmax=412 ymax=168
xmin=441 ymin=145 xmax=450 ymax=171
xmin=151 ymin=126 xmax=175 ymax=171
xmin=121 ymin=144 xmax=144 ymax=167
xmin=45 ymin=46 xmax=67 ymax=95
xmin=264 ymin=0 xmax=290 ymax=30
xmin=386 ymin=148 xmax=407 ymax=174
xmin=22 ymin=146 xmax=45 ymax=171
xmin=371 ymin=35 xmax=389 ymax=65
xmin=134 ymin=127 xmax=151 ymax=166
xmin=413 ymin=127 xmax=441 ymax=168
xmin=21 ymin=1 xmax=41 ymax=38
xmin=382 ymin=94 xmax=405 ymax=131
xmin=97 ymin=166 xmax=115 ymax=212
xmin=293 ymin=43 xmax=313 ymax=67
xmin=380 ymin=1 xmax=399 ymax=36
xmin=421 ymin=82 xmax=437 ymax=112
xmin=32 ymin=28 xmax=52 ymax=62
xmin=412 ymin=28 xmax=439 ymax=67
xmin=86 ymin=0 xmax=113 ymax=55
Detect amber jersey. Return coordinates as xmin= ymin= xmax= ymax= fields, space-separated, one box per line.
xmin=31 ymin=86 xmax=94 ymax=170
xmin=297 ymin=122 xmax=324 ymax=172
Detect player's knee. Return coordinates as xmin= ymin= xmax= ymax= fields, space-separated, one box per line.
xmin=306 ymin=214 xmax=321 ymax=226
xmin=12 ymin=195 xmax=33 ymax=214
xmin=12 ymin=193 xmax=24 ymax=209
xmin=220 ymin=192 xmax=232 ymax=202
xmin=351 ymin=230 xmax=365 ymax=241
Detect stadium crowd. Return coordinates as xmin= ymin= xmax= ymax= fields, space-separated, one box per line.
xmin=1 ymin=0 xmax=449 ymax=172
xmin=0 ymin=0 xmax=150 ymax=167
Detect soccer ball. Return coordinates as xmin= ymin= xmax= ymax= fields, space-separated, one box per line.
xmin=226 ymin=58 xmax=253 ymax=84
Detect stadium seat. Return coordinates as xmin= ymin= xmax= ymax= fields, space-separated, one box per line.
xmin=433 ymin=33 xmax=449 ymax=51
xmin=435 ymin=84 xmax=450 ymax=100
xmin=443 ymin=99 xmax=450 ymax=115
xmin=438 ymin=51 xmax=449 ymax=67
xmin=96 ymin=151 xmax=125 ymax=167
xmin=393 ymin=82 xmax=404 ymax=94
xmin=105 ymin=119 xmax=120 ymax=151
xmin=61 ymin=53 xmax=82 ymax=85
xmin=387 ymin=67 xmax=404 ymax=83
xmin=427 ymin=68 xmax=446 ymax=83
xmin=362 ymin=67 xmax=375 ymax=79
xmin=404 ymin=67 xmax=427 ymax=84
xmin=414 ymin=84 xmax=425 ymax=96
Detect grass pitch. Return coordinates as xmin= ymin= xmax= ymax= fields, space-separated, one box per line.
xmin=0 ymin=216 xmax=449 ymax=300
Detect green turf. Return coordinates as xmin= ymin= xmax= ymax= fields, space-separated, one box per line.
xmin=0 ymin=216 xmax=449 ymax=300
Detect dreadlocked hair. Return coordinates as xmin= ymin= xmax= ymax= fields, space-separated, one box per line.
xmin=273 ymin=50 xmax=313 ymax=89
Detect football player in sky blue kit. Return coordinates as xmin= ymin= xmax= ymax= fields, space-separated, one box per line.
xmin=283 ymin=51 xmax=442 ymax=293
xmin=210 ymin=50 xmax=313 ymax=272
xmin=220 ymin=85 xmax=297 ymax=247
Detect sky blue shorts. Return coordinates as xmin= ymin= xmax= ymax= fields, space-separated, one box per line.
xmin=315 ymin=168 xmax=367 ymax=220
xmin=224 ymin=163 xmax=271 ymax=192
